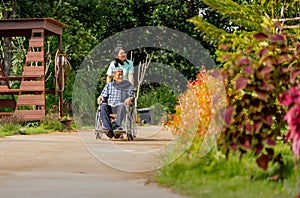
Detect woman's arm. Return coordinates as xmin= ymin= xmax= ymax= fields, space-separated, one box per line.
xmin=106 ymin=61 xmax=115 ymax=84
xmin=128 ymin=72 xmax=134 ymax=86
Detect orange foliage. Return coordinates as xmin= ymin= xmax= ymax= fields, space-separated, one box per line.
xmin=165 ymin=69 xmax=212 ymax=137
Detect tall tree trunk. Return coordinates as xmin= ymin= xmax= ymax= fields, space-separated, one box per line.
xmin=2 ymin=37 xmax=12 ymax=77
xmin=1 ymin=1 xmax=17 ymax=77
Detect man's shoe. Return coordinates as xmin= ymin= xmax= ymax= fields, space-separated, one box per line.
xmin=102 ymin=127 xmax=113 ymax=139
xmin=105 ymin=130 xmax=114 ymax=139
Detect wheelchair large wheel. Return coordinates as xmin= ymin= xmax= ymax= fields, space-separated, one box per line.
xmin=95 ymin=107 xmax=103 ymax=139
xmin=125 ymin=106 xmax=137 ymax=141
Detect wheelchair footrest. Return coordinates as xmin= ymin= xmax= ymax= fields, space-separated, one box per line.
xmin=95 ymin=129 xmax=107 ymax=133
xmin=113 ymin=130 xmax=125 ymax=134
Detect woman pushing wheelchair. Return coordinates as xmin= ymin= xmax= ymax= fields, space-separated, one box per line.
xmin=97 ymin=67 xmax=135 ymax=139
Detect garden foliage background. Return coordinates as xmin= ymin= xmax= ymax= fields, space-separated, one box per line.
xmin=1 ymin=0 xmax=300 ymax=197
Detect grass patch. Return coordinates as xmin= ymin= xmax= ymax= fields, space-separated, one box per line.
xmin=0 ymin=123 xmax=63 ymax=137
xmin=0 ymin=113 xmax=68 ymax=137
xmin=153 ymin=146 xmax=299 ymax=198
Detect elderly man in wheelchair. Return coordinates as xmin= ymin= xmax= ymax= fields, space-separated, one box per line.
xmin=95 ymin=67 xmax=136 ymax=140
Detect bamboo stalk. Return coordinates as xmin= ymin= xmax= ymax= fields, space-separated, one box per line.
xmin=272 ymin=17 xmax=300 ymax=22
xmin=281 ymin=25 xmax=300 ymax=29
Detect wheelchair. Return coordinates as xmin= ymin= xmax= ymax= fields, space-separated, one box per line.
xmin=95 ymin=102 xmax=137 ymax=141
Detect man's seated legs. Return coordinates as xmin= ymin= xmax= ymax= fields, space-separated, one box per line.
xmin=100 ymin=103 xmax=114 ymax=138
xmin=113 ymin=103 xmax=127 ymax=130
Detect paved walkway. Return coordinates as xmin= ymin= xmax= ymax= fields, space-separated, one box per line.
xmin=0 ymin=126 xmax=187 ymax=198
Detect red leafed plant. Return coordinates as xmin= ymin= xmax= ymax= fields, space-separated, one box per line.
xmin=280 ymin=86 xmax=300 ymax=166
xmin=219 ymin=23 xmax=300 ymax=170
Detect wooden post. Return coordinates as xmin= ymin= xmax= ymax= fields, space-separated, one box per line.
xmin=59 ymin=34 xmax=64 ymax=118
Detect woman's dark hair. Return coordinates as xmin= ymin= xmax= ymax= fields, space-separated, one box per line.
xmin=113 ymin=46 xmax=124 ymax=57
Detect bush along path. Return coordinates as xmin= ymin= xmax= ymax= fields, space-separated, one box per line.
xmin=0 ymin=112 xmax=67 ymax=137
xmin=157 ymin=22 xmax=300 ymax=198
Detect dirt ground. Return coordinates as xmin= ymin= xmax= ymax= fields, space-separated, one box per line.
xmin=0 ymin=125 xmax=187 ymax=198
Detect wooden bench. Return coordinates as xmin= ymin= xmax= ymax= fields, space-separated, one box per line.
xmin=0 ymin=112 xmax=14 ymax=116
xmin=26 ymin=51 xmax=44 ymax=62
xmin=23 ymin=66 xmax=44 ymax=77
xmin=17 ymin=95 xmax=45 ymax=106
xmin=0 ymin=86 xmax=20 ymax=94
xmin=29 ymin=37 xmax=43 ymax=48
xmin=15 ymin=109 xmax=45 ymax=121
xmin=0 ymin=76 xmax=22 ymax=81
xmin=20 ymin=81 xmax=45 ymax=92
xmin=0 ymin=99 xmax=16 ymax=108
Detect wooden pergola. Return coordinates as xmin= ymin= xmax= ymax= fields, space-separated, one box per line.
xmin=0 ymin=18 xmax=67 ymax=121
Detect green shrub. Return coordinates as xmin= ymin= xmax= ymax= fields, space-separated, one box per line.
xmin=0 ymin=122 xmax=21 ymax=136
xmin=137 ymin=84 xmax=177 ymax=113
xmin=0 ymin=112 xmax=65 ymax=137
xmin=0 ymin=114 xmax=24 ymax=137
xmin=40 ymin=113 xmax=64 ymax=131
